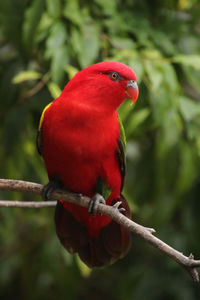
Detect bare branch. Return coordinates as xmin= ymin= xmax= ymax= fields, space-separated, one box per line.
xmin=0 ymin=178 xmax=199 ymax=283
xmin=0 ymin=200 xmax=56 ymax=207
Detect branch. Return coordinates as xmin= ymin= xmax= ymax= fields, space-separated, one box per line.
xmin=0 ymin=178 xmax=199 ymax=283
xmin=0 ymin=200 xmax=57 ymax=207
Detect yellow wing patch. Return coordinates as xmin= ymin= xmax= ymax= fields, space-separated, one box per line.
xmin=37 ymin=102 xmax=52 ymax=156
xmin=38 ymin=102 xmax=52 ymax=131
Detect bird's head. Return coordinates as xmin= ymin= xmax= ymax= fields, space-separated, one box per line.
xmin=62 ymin=61 xmax=139 ymax=113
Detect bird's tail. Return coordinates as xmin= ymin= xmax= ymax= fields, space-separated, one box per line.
xmin=54 ymin=195 xmax=131 ymax=267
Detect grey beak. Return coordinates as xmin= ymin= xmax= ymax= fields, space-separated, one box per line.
xmin=126 ymin=80 xmax=138 ymax=89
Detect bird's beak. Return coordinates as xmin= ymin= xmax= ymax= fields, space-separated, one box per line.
xmin=125 ymin=80 xmax=139 ymax=104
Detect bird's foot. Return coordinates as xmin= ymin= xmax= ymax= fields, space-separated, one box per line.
xmin=42 ymin=176 xmax=64 ymax=201
xmin=112 ymin=201 xmax=126 ymax=214
xmin=88 ymin=193 xmax=106 ymax=216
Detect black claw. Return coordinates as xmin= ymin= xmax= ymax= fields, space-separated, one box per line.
xmin=42 ymin=176 xmax=65 ymax=201
xmin=42 ymin=182 xmax=54 ymax=200
xmin=88 ymin=193 xmax=106 ymax=216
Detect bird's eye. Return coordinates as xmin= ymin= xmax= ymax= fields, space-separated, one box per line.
xmin=109 ymin=72 xmax=121 ymax=81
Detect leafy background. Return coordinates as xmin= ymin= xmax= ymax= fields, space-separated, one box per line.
xmin=0 ymin=0 xmax=200 ymax=299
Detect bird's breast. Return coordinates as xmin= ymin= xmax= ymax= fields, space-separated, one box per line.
xmin=42 ymin=101 xmax=121 ymax=196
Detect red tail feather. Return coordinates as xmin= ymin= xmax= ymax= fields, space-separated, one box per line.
xmin=55 ymin=195 xmax=131 ymax=268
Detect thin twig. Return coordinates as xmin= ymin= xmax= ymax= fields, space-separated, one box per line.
xmin=0 ymin=178 xmax=199 ymax=283
xmin=0 ymin=200 xmax=57 ymax=207
xmin=22 ymin=73 xmax=50 ymax=100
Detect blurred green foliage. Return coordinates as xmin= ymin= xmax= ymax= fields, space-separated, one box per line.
xmin=1 ymin=0 xmax=200 ymax=299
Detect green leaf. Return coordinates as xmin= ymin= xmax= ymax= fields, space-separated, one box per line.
xmin=75 ymin=255 xmax=91 ymax=277
xmin=63 ymin=0 xmax=82 ymax=25
xmin=110 ymin=37 xmax=135 ymax=50
xmin=129 ymin=59 xmax=144 ymax=82
xmin=12 ymin=71 xmax=42 ymax=84
xmin=142 ymin=49 xmax=163 ymax=60
xmin=45 ymin=22 xmax=67 ymax=58
xmin=80 ymin=21 xmax=100 ymax=67
xmin=35 ymin=12 xmax=53 ymax=43
xmin=94 ymin=0 xmax=117 ymax=14
xmin=47 ymin=81 xmax=62 ymax=99
xmin=22 ymin=0 xmax=45 ymax=50
xmin=179 ymin=96 xmax=200 ymax=121
xmin=46 ymin=0 xmax=61 ymax=19
xmin=176 ymin=142 xmax=197 ymax=196
xmin=70 ymin=26 xmax=82 ymax=54
xmin=71 ymin=20 xmax=100 ymax=68
xmin=144 ymin=60 xmax=163 ymax=91
xmin=156 ymin=111 xmax=182 ymax=157
xmin=45 ymin=22 xmax=68 ymax=83
xmin=173 ymin=54 xmax=200 ymax=70
xmin=65 ymin=65 xmax=79 ymax=79
xmin=126 ymin=108 xmax=150 ymax=137
xmin=51 ymin=46 xmax=69 ymax=83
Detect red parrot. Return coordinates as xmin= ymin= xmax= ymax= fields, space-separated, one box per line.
xmin=37 ymin=61 xmax=139 ymax=267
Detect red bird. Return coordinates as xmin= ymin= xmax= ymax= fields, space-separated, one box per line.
xmin=37 ymin=61 xmax=139 ymax=267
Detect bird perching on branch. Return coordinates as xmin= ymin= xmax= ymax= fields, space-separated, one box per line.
xmin=37 ymin=61 xmax=139 ymax=267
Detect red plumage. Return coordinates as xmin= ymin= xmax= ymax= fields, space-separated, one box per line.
xmin=38 ymin=61 xmax=138 ymax=267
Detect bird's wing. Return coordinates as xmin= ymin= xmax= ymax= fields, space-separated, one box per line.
xmin=36 ymin=102 xmax=52 ymax=156
xmin=117 ymin=115 xmax=126 ymax=192
xmin=95 ymin=115 xmax=126 ymax=197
